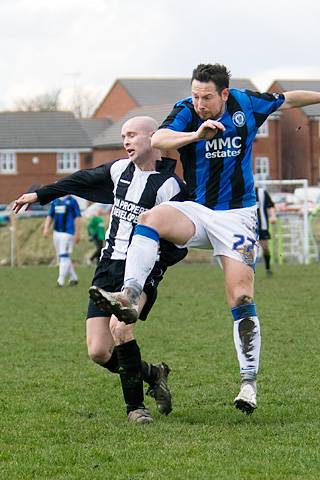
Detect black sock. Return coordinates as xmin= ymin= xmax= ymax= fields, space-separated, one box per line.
xmin=101 ymin=351 xmax=156 ymax=382
xmin=101 ymin=350 xmax=119 ymax=373
xmin=116 ymin=340 xmax=144 ymax=414
xmin=264 ymin=253 xmax=271 ymax=270
xmin=141 ymin=361 xmax=158 ymax=386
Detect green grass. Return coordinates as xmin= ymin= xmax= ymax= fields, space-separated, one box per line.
xmin=0 ymin=218 xmax=95 ymax=266
xmin=1 ymin=263 xmax=320 ymax=479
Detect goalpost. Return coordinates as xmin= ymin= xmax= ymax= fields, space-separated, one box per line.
xmin=256 ymin=179 xmax=318 ymax=265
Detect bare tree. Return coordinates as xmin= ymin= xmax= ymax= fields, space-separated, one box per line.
xmin=13 ymin=89 xmax=61 ymax=112
xmin=12 ymin=87 xmax=100 ymax=118
xmin=71 ymin=87 xmax=101 ymax=118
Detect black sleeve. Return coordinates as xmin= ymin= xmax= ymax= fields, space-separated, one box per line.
xmin=171 ymin=175 xmax=188 ymax=201
xmin=36 ymin=162 xmax=116 ymax=205
xmin=264 ymin=190 xmax=274 ymax=209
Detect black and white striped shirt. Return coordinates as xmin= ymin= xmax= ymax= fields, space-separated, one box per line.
xmin=36 ymin=157 xmax=187 ymax=265
xmin=103 ymin=159 xmax=183 ymax=260
xmin=255 ymin=187 xmax=274 ymax=231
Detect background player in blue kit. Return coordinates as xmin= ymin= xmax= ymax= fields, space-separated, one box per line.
xmin=95 ymin=63 xmax=320 ymax=415
xmin=43 ymin=195 xmax=81 ymax=287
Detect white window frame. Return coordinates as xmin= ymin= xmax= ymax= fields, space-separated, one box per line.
xmin=0 ymin=151 xmax=17 ymax=174
xmin=256 ymin=120 xmax=269 ymax=137
xmin=57 ymin=151 xmax=80 ymax=173
xmin=255 ymin=156 xmax=270 ymax=180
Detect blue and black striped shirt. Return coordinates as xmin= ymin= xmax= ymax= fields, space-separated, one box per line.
xmin=48 ymin=196 xmax=81 ymax=234
xmin=160 ymin=89 xmax=285 ymax=210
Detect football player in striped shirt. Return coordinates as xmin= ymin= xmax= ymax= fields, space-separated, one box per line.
xmin=95 ymin=64 xmax=320 ymax=415
xmin=255 ymin=187 xmax=276 ymax=276
xmin=12 ymin=116 xmax=187 ymax=424
xmin=43 ymin=195 xmax=81 ymax=287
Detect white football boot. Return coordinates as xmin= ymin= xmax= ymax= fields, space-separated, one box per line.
xmin=234 ymin=380 xmax=257 ymax=414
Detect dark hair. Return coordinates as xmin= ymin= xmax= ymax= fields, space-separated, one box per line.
xmin=191 ymin=64 xmax=231 ymax=93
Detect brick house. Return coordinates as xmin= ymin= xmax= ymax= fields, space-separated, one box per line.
xmin=0 ymin=111 xmax=97 ymax=204
xmin=92 ymin=78 xmax=194 ymax=121
xmin=268 ymin=80 xmax=320 ymax=184
xmin=92 ymin=78 xmax=282 ymax=180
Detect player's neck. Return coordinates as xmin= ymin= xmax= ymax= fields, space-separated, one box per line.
xmin=134 ymin=156 xmax=157 ymax=171
xmin=214 ymin=103 xmax=226 ymax=121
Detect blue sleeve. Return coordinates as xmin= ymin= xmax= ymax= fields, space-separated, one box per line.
xmin=246 ymin=90 xmax=285 ymax=128
xmin=48 ymin=202 xmax=55 ymax=218
xmin=159 ymin=100 xmax=193 ymax=132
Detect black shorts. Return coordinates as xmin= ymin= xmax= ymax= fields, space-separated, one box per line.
xmin=258 ymin=229 xmax=271 ymax=241
xmin=86 ymin=258 xmax=166 ymax=321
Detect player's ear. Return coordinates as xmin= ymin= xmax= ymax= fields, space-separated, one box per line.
xmin=221 ymin=88 xmax=229 ymax=102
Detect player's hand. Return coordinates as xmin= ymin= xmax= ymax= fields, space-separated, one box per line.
xmin=43 ymin=229 xmax=50 ymax=238
xmin=12 ymin=192 xmax=38 ymax=214
xmin=195 ymin=120 xmax=225 ymax=140
xmin=270 ymin=216 xmax=277 ymax=225
xmin=74 ymin=235 xmax=80 ymax=244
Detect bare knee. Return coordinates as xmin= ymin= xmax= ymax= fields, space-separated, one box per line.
xmin=228 ymin=284 xmax=254 ymax=308
xmin=138 ymin=205 xmax=195 ymax=244
xmin=138 ymin=205 xmax=177 ymax=236
xmin=110 ymin=318 xmax=134 ymax=345
xmin=223 ymin=258 xmax=255 ymax=307
xmin=138 ymin=209 xmax=163 ymax=232
xmin=87 ymin=341 xmax=112 ymax=365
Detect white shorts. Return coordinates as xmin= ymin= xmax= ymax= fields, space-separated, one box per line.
xmin=163 ymin=201 xmax=258 ymax=267
xmin=53 ymin=231 xmax=74 ymax=257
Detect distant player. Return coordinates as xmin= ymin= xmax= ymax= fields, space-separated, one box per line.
xmin=43 ymin=195 xmax=81 ymax=287
xmin=87 ymin=207 xmax=106 ymax=264
xmin=255 ymin=187 xmax=276 ymax=276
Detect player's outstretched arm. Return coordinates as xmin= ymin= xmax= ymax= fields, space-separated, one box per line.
xmin=36 ymin=164 xmax=115 ymax=206
xmin=152 ymin=128 xmax=198 ymax=150
xmin=12 ymin=192 xmax=38 ymax=214
xmin=280 ymin=90 xmax=320 ymax=110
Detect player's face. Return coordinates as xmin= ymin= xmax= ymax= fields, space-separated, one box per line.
xmin=192 ymin=80 xmax=229 ymax=120
xmin=121 ymin=121 xmax=152 ymax=164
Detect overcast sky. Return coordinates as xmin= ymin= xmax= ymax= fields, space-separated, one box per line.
xmin=1 ymin=0 xmax=320 ymax=111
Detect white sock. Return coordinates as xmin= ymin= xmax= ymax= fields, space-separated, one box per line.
xmin=69 ymin=262 xmax=78 ymax=281
xmin=58 ymin=256 xmax=70 ymax=285
xmin=124 ymin=225 xmax=160 ymax=292
xmin=232 ymin=303 xmax=261 ymax=380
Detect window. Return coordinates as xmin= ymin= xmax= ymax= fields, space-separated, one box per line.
xmin=255 ymin=156 xmax=270 ymax=180
xmin=57 ymin=151 xmax=80 ymax=173
xmin=256 ymin=121 xmax=269 ymax=137
xmin=0 ymin=151 xmax=17 ymax=174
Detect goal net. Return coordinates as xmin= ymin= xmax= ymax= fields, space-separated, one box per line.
xmin=256 ymin=179 xmax=319 ymax=265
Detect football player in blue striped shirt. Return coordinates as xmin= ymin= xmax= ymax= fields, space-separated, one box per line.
xmin=43 ymin=195 xmax=81 ymax=287
xmin=97 ymin=63 xmax=320 ymax=415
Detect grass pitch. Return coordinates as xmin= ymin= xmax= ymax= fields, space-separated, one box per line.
xmin=0 ymin=263 xmax=320 ymax=479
